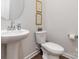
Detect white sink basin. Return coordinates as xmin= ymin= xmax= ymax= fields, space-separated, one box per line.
xmin=1 ymin=29 xmax=30 ymax=44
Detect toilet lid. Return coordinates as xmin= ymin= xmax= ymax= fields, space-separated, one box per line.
xmin=42 ymin=42 xmax=64 ymax=53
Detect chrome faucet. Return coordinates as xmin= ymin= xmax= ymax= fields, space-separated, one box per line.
xmin=7 ymin=20 xmax=21 ymax=30
xmin=7 ymin=20 xmax=15 ymax=30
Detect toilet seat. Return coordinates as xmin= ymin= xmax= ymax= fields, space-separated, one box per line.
xmin=42 ymin=42 xmax=64 ymax=55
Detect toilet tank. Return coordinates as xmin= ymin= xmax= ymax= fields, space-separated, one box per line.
xmin=35 ymin=31 xmax=47 ymax=44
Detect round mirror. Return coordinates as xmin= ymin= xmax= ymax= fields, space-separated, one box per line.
xmin=1 ymin=0 xmax=24 ymax=20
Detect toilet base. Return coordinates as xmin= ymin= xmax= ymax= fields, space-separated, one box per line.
xmin=42 ymin=54 xmax=59 ymax=59
xmin=42 ymin=47 xmax=59 ymax=59
xmin=48 ymin=55 xmax=59 ymax=59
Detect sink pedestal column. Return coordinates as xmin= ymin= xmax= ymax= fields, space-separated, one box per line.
xmin=7 ymin=41 xmax=23 ymax=59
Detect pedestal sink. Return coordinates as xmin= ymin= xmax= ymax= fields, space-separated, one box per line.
xmin=1 ymin=29 xmax=30 ymax=59
xmin=1 ymin=29 xmax=30 ymax=43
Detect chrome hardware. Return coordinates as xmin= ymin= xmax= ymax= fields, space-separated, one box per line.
xmin=16 ymin=24 xmax=21 ymax=30
xmin=7 ymin=21 xmax=15 ymax=30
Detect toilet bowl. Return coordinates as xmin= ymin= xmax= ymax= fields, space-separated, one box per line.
xmin=42 ymin=42 xmax=64 ymax=55
xmin=35 ymin=31 xmax=64 ymax=59
xmin=41 ymin=42 xmax=64 ymax=59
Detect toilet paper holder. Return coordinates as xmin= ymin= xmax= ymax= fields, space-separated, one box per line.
xmin=67 ymin=34 xmax=78 ymax=40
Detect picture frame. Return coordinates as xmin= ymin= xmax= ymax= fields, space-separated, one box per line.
xmin=36 ymin=13 xmax=42 ymax=25
xmin=36 ymin=0 xmax=42 ymax=25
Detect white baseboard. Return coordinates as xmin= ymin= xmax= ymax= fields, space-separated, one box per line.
xmin=63 ymin=52 xmax=74 ymax=59
xmin=24 ymin=50 xmax=76 ymax=59
xmin=24 ymin=50 xmax=40 ymax=59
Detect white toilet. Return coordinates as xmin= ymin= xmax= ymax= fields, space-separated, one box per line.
xmin=35 ymin=31 xmax=64 ymax=59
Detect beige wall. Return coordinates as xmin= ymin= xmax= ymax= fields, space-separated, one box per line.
xmin=44 ymin=0 xmax=78 ymax=56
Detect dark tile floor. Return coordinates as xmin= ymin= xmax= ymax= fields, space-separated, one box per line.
xmin=32 ymin=53 xmax=69 ymax=59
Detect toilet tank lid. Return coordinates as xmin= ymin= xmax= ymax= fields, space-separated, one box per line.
xmin=36 ymin=31 xmax=47 ymax=34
